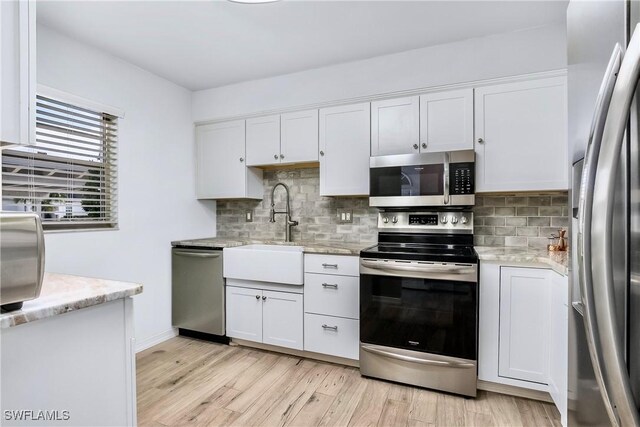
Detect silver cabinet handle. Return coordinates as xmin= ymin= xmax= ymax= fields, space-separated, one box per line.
xmin=319 ymin=150 xmax=325 ymax=156
xmin=321 ymin=263 xmax=338 ymax=269
xmin=255 ymin=295 xmax=260 ymax=300
xmin=577 ymin=43 xmax=622 ymax=426
xmin=239 ymin=157 xmax=244 ymax=162
xmin=274 ymin=154 xmax=279 ymax=160
xmin=412 ymin=143 xmax=419 ymax=149
xmin=361 ymin=344 xmax=475 ymax=369
xmin=262 ymin=296 xmax=267 ymax=301
xmin=280 ymin=154 xmax=284 ymax=159
xmin=321 ymin=283 xmax=338 ymax=289
xmin=591 ymin=24 xmax=640 ymax=427
xmin=321 ymin=324 xmax=338 ymax=331
xmin=477 ymin=138 xmax=484 ymax=144
xmin=421 ymin=142 xmax=427 ymax=149
xmin=174 ymin=250 xmax=221 ymax=259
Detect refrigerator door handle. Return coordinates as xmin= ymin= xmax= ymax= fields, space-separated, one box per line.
xmin=577 ymin=43 xmax=623 ymax=425
xmin=592 ymin=23 xmax=640 ymax=427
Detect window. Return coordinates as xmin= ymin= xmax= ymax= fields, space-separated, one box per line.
xmin=2 ymin=95 xmax=118 ymax=230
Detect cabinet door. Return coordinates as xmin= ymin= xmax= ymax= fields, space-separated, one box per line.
xmin=499 ymin=267 xmax=551 ymax=384
xmin=371 ymin=96 xmax=419 ymax=156
xmin=419 ymin=89 xmax=473 ymax=152
xmin=262 ymin=290 xmax=303 ymax=350
xmin=0 ymin=0 xmax=35 ymax=146
xmin=281 ymin=109 xmax=318 ymax=164
xmin=226 ymin=286 xmax=263 ymax=343
xmin=246 ymin=114 xmax=280 ymax=166
xmin=319 ymin=103 xmax=370 ymax=196
xmin=474 ymin=77 xmax=567 ymax=192
xmin=549 ymin=272 xmax=568 ymax=426
xmin=196 ymin=120 xmax=248 ymax=199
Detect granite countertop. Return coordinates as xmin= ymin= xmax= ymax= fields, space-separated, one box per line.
xmin=1 ymin=273 xmax=143 ymax=328
xmin=475 ymin=246 xmax=569 ymax=276
xmin=171 ymin=237 xmax=371 ymax=256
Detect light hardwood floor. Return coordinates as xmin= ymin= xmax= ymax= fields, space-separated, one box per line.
xmin=137 ymin=336 xmax=561 ymax=427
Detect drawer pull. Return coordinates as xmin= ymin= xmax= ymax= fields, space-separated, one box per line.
xmin=322 ymin=263 xmax=338 ymax=269
xmin=322 ymin=283 xmax=338 ymax=289
xmin=322 ymin=324 xmax=338 ymax=331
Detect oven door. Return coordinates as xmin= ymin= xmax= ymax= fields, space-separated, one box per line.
xmin=359 ymin=258 xmax=477 ymax=361
xmin=369 ymin=153 xmax=447 ymax=207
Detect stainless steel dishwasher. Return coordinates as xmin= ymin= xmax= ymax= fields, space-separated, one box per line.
xmin=171 ymin=246 xmax=226 ymax=340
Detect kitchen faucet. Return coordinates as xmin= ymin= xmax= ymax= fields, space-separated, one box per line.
xmin=269 ymin=182 xmax=299 ymax=242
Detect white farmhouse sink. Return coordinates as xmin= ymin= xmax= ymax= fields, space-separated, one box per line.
xmin=223 ymin=245 xmax=304 ymax=285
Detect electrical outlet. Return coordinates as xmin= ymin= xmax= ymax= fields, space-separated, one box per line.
xmin=337 ymin=209 xmax=353 ymax=224
xmin=245 ymin=210 xmax=253 ymax=222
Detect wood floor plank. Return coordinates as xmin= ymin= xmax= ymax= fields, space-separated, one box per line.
xmin=378 ymin=399 xmax=410 ymax=427
xmin=408 ymin=388 xmax=438 ymax=424
xmin=286 ymin=392 xmax=334 ymax=427
xmin=136 ymin=337 xmax=561 ymax=427
xmin=347 ymin=378 xmax=390 ymax=427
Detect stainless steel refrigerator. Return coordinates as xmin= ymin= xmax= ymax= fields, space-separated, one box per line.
xmin=568 ymin=0 xmax=640 ymax=425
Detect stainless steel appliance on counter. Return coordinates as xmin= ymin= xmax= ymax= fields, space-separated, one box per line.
xmin=171 ymin=244 xmax=226 ymax=340
xmin=568 ymin=0 xmax=640 ymax=425
xmin=369 ymin=150 xmax=475 ymax=208
xmin=359 ymin=211 xmax=478 ymax=397
xmin=0 ymin=212 xmax=45 ymax=312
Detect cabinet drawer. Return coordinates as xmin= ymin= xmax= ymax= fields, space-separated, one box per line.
xmin=304 ymin=254 xmax=359 ymax=276
xmin=304 ymin=273 xmax=359 ymax=319
xmin=304 ymin=313 xmax=359 ymax=360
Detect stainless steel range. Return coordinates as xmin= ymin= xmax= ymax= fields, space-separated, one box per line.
xmin=359 ymin=210 xmax=478 ymax=397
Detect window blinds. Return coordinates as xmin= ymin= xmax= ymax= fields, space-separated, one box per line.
xmin=1 ymin=95 xmax=118 ymax=230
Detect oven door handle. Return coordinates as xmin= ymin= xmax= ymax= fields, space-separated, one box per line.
xmin=360 ymin=259 xmax=475 ymax=275
xmin=361 ymin=344 xmax=475 ymax=369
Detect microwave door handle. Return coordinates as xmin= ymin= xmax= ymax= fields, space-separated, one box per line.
xmin=443 ymin=152 xmax=450 ymax=205
xmin=577 ymin=43 xmax=622 ymax=425
xmin=592 ymin=24 xmax=640 ymax=427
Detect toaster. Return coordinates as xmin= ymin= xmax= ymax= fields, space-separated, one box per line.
xmin=0 ymin=213 xmax=45 ymax=312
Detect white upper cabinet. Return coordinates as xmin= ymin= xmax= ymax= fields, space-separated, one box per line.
xmin=280 ymin=109 xmax=318 ymax=164
xmin=319 ymin=103 xmax=370 ymax=196
xmin=499 ymin=267 xmax=551 ymax=384
xmin=371 ymin=96 xmax=419 ymax=156
xmin=474 ymin=77 xmax=568 ymax=192
xmin=419 ymin=89 xmax=473 ymax=152
xmin=196 ymin=120 xmax=263 ymax=199
xmin=246 ymin=115 xmax=280 ymax=166
xmin=0 ymin=0 xmax=36 ymax=146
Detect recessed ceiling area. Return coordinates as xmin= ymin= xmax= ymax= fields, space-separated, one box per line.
xmin=37 ymin=1 xmax=568 ymax=91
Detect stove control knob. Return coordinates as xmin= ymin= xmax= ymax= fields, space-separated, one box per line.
xmin=392 ymin=216 xmax=398 ymax=224
xmin=441 ymin=216 xmax=448 ymax=224
xmin=461 ymin=216 xmax=468 ymax=224
xmin=382 ymin=216 xmax=389 ymax=224
xmin=451 ymin=216 xmax=459 ymax=225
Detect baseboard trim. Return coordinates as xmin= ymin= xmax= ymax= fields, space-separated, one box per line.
xmin=478 ymin=380 xmax=554 ymax=403
xmin=135 ymin=328 xmax=178 ymax=353
xmin=230 ymin=338 xmax=359 ymax=368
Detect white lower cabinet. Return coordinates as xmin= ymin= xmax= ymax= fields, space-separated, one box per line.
xmin=226 ymin=286 xmax=303 ymax=350
xmin=262 ymin=290 xmax=303 ymax=350
xmin=226 ymin=286 xmax=263 ymax=342
xmin=479 ymin=261 xmax=569 ymax=423
xmin=304 ymin=313 xmax=359 ymax=360
xmin=303 ymin=254 xmax=360 ymax=360
xmin=498 ymin=267 xmax=551 ymax=383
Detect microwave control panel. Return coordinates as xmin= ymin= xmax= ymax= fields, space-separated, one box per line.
xmin=450 ymin=163 xmax=475 ymax=195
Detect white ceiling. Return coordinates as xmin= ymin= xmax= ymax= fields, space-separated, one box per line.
xmin=37 ymin=1 xmax=568 ymax=91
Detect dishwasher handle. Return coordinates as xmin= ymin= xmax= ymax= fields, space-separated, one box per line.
xmin=173 ymin=250 xmax=221 ymax=259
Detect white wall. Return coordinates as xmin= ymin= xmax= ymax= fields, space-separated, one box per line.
xmin=193 ymin=24 xmax=566 ymax=122
xmin=37 ymin=25 xmax=216 ymax=350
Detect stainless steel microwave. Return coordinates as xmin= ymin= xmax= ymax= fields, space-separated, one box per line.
xmin=369 ymin=150 xmax=475 ymax=207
